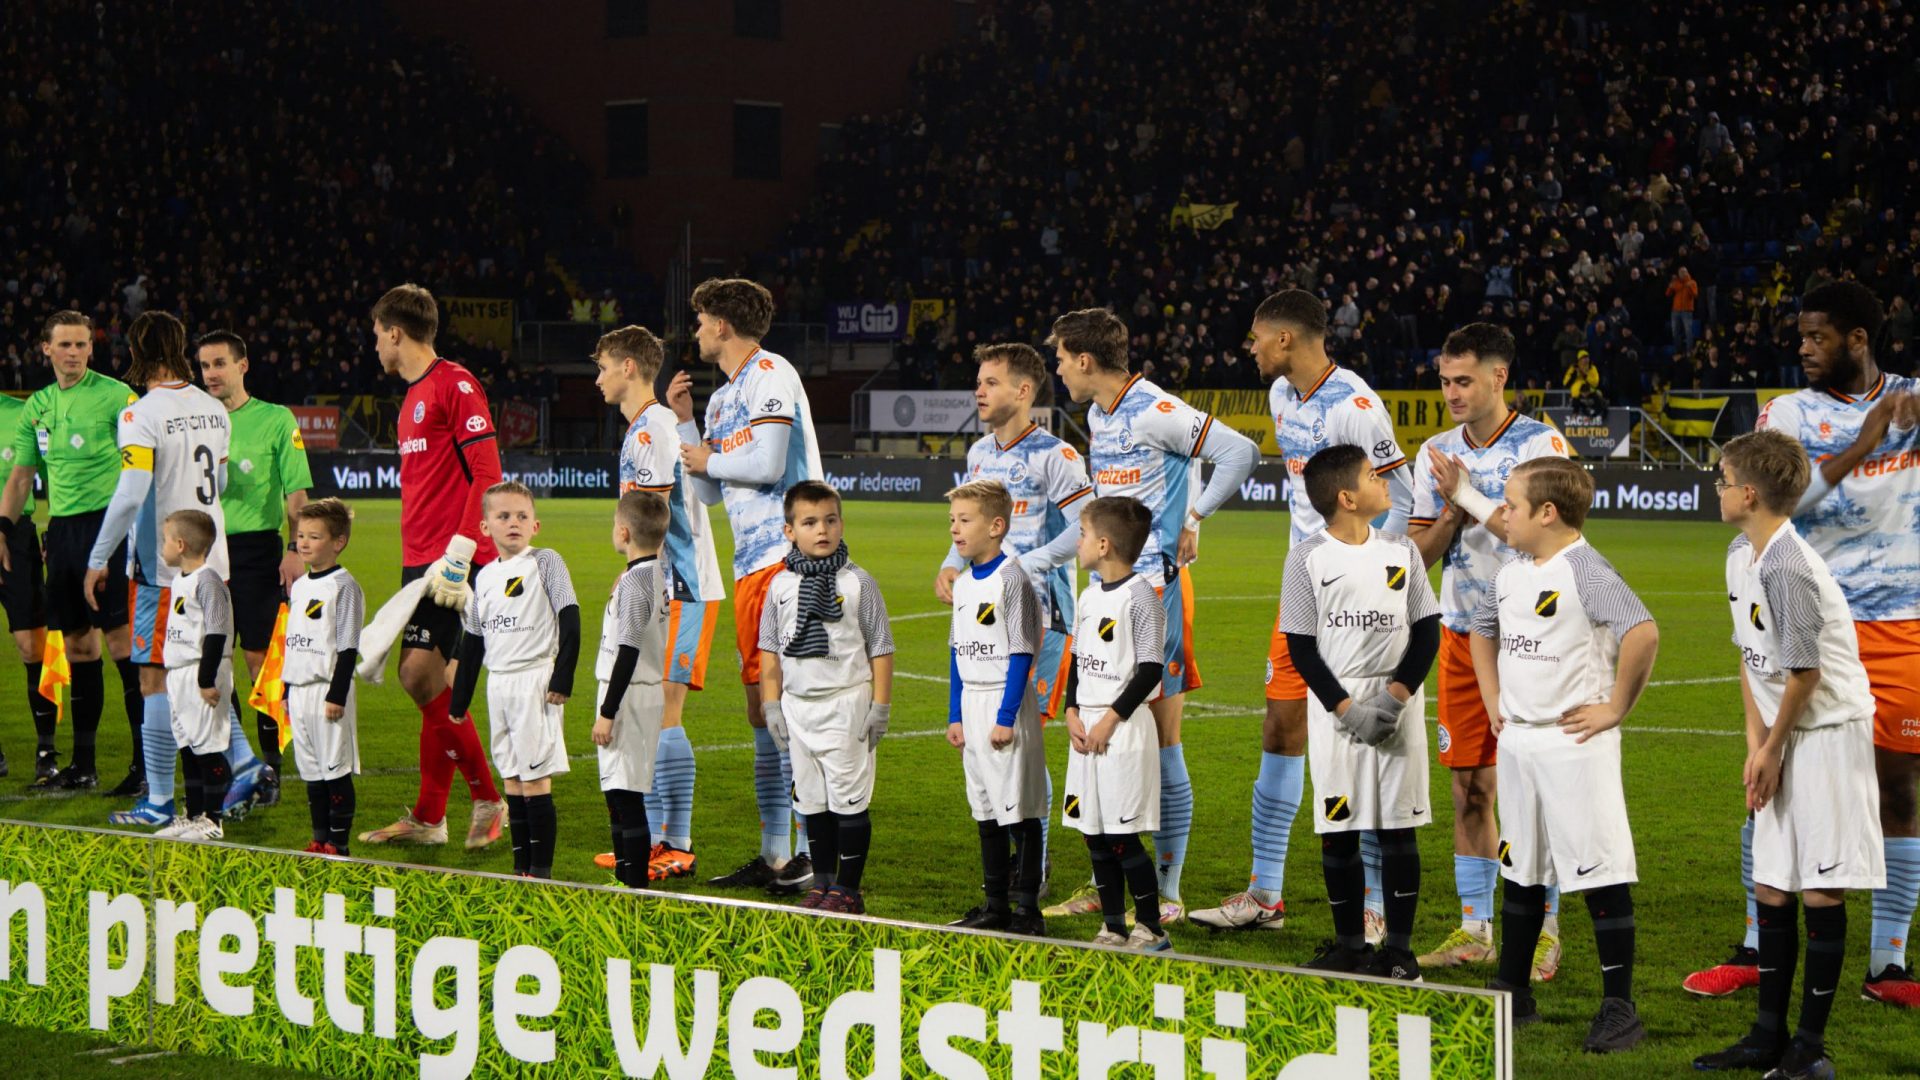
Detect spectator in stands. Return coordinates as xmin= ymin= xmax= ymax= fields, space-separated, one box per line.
xmin=1666 ymin=267 xmax=1701 ymax=351
xmin=1563 ymin=350 xmax=1606 ymax=411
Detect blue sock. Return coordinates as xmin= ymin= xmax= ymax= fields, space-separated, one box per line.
xmin=224 ymin=702 xmax=259 ymax=773
xmin=1455 ymin=855 xmax=1498 ymax=928
xmin=656 ymin=727 xmax=696 ymax=849
xmin=643 ymin=780 xmax=665 ymax=848
xmin=1742 ymin=816 xmax=1759 ymax=951
xmin=752 ymin=728 xmax=790 ymax=864
xmin=1250 ymin=752 xmax=1303 ymax=899
xmin=786 ymin=747 xmax=809 ymax=858
xmin=1545 ymin=884 xmax=1561 ymax=919
xmin=1361 ymin=830 xmax=1384 ymax=917
xmin=1873 ymin=836 xmax=1920 ymax=976
xmin=140 ymin=693 xmax=176 ymax=804
xmin=1041 ymin=766 xmax=1054 ymax=870
xmin=1153 ymin=745 xmax=1194 ymax=901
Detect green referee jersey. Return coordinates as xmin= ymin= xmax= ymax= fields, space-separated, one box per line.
xmin=0 ymin=393 xmax=40 ymax=519
xmin=11 ymin=369 xmax=135 ymax=517
xmin=221 ymin=396 xmax=314 ymax=534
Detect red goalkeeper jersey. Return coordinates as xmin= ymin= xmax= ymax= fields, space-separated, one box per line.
xmin=398 ymin=358 xmax=502 ymax=568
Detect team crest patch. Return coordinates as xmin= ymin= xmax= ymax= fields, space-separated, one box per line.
xmin=975 ymin=602 xmax=997 ymax=626
xmin=1535 ymin=590 xmax=1560 ymax=617
xmin=305 ymin=599 xmax=325 ymax=619
xmin=1264 ymin=659 xmax=1274 ymax=684
xmin=239 ymin=458 xmax=255 ymax=474
xmin=1097 ymin=618 xmax=1116 ymax=642
xmin=1323 ymin=795 xmax=1352 ymax=823
xmin=1499 ymin=841 xmax=1513 ymax=868
xmin=1436 ymin=722 xmax=1452 ymax=754
xmin=504 ymin=576 xmax=526 ymax=598
xmin=1063 ymin=794 xmax=1081 ymax=820
xmin=172 ymin=597 xmax=186 ymax=616
xmin=1385 ymin=564 xmax=1407 ymax=591
xmin=413 ymin=402 xmax=426 ymax=423
xmin=1749 ymin=603 xmax=1766 ymax=631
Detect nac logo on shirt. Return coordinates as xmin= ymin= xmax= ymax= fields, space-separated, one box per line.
xmin=172 ymin=597 xmax=186 ymax=616
xmin=1385 ymin=564 xmax=1408 ymax=591
xmin=1749 ymin=603 xmax=1766 ymax=631
xmin=1097 ymin=618 xmax=1117 ymax=642
xmin=975 ymin=602 xmax=997 ymax=626
xmin=1323 ymin=795 xmax=1352 ymax=823
xmin=1535 ymin=590 xmax=1560 ymax=617
xmin=305 ymin=599 xmax=326 ymax=619
xmin=504 ymin=576 xmax=527 ymax=598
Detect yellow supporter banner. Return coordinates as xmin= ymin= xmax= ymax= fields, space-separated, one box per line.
xmin=1169 ymin=200 xmax=1239 ymax=232
xmin=439 ymin=296 xmax=515 ymax=350
xmin=906 ymin=297 xmax=949 ymax=337
xmin=1178 ymin=388 xmax=1550 ymax=456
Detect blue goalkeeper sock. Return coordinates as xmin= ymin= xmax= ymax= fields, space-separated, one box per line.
xmin=1041 ymin=766 xmax=1054 ymax=870
xmin=1742 ymin=816 xmax=1760 ymax=951
xmin=1361 ymin=830 xmax=1384 ymax=918
xmin=1250 ymin=752 xmax=1303 ymax=901
xmin=656 ymin=727 xmax=696 ymax=849
xmin=1455 ymin=855 xmax=1498 ymax=930
xmin=1873 ymin=836 xmax=1920 ymax=977
xmin=1153 ymin=745 xmax=1193 ymax=901
xmin=1545 ymin=884 xmax=1561 ymax=918
xmin=752 ymin=728 xmax=790 ymax=865
xmin=140 ymin=693 xmax=177 ymax=804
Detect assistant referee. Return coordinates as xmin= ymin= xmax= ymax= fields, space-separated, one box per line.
xmin=196 ymin=331 xmax=312 ymax=808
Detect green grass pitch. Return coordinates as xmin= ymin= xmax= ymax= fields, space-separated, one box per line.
xmin=2 ymin=499 xmax=1916 ymax=1077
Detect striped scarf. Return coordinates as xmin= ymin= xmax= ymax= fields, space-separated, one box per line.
xmin=782 ymin=542 xmax=849 ymax=659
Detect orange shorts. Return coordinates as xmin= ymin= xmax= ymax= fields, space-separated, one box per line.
xmin=666 ymin=599 xmax=719 ymax=690
xmin=1264 ymin=601 xmax=1308 ymax=701
xmin=733 ymin=564 xmax=782 ymax=685
xmin=1436 ymin=627 xmax=1497 ymax=769
xmin=1857 ymin=620 xmax=1920 ymax=753
xmin=1155 ymin=566 xmax=1203 ymax=695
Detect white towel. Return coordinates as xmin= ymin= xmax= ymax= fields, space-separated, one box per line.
xmin=355 ymin=577 xmax=431 ymax=684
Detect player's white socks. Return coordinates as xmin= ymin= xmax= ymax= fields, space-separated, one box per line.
xmin=1873 ymin=836 xmax=1920 ymax=976
xmin=1154 ymin=745 xmax=1193 ymax=901
xmin=1250 ymin=752 xmax=1302 ymax=905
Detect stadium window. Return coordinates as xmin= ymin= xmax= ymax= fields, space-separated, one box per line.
xmin=607 ymin=0 xmax=648 ymax=37
xmin=607 ymin=101 xmax=649 ymax=178
xmin=735 ymin=0 xmax=781 ymax=39
xmin=734 ymin=103 xmax=782 ymax=180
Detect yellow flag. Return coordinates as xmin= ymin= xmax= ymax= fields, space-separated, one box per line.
xmin=248 ymin=603 xmax=292 ymax=749
xmin=1186 ymin=201 xmax=1239 ymax=231
xmin=37 ymin=630 xmax=69 ymax=723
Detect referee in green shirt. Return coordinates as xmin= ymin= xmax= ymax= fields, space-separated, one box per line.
xmin=197 ymin=331 xmax=313 ymax=807
xmin=0 ymin=389 xmax=58 ymax=781
xmin=0 ymin=311 xmax=144 ymax=794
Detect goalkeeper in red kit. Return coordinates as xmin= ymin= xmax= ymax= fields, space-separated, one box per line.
xmin=355 ymin=284 xmax=508 ymax=848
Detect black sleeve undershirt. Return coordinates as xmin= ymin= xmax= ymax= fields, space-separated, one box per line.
xmin=548 ymin=605 xmax=581 ymax=697
xmin=449 ymin=634 xmax=486 ymax=718
xmin=1106 ymin=662 xmax=1165 ymax=721
xmin=599 ymin=645 xmax=642 ymax=718
xmin=1285 ymin=632 xmax=1349 ymax=713
xmin=326 ymin=648 xmax=358 ymax=708
xmin=198 ymin=634 xmax=227 ymax=690
xmin=1393 ymin=615 xmax=1442 ymax=694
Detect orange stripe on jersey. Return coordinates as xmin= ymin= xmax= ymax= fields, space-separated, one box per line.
xmin=1105 ymin=373 xmax=1144 ymax=414
xmin=1299 ymin=364 xmax=1337 ymax=403
xmin=997 ymin=423 xmax=1040 ymax=452
xmin=1464 ymin=411 xmax=1518 ymax=450
xmin=749 ymin=416 xmax=793 ymax=426
xmin=1376 ymin=457 xmax=1409 ymax=474
xmin=1407 ymin=516 xmax=1439 ymax=527
xmin=1057 ymin=486 xmax=1095 ymax=508
xmin=1825 ymin=373 xmax=1887 ymax=405
xmin=1190 ymin=415 xmax=1215 ymax=455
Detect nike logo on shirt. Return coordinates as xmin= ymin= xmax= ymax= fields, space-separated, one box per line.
xmin=1119 ymin=814 xmax=1139 ymax=825
xmin=1576 ymin=864 xmax=1600 ymax=876
xmin=1817 ymin=862 xmax=1840 ymax=874
xmin=1320 ymin=574 xmax=1346 ymax=587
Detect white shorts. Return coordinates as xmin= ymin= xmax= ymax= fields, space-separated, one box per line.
xmin=960 ymin=684 xmax=1050 ymax=825
xmin=1495 ymin=723 xmax=1636 ymax=892
xmin=286 ymin=682 xmax=359 ymax=782
xmin=1753 ymin=721 xmax=1886 ymax=893
xmin=785 ymin=685 xmax=877 ymax=816
xmin=166 ymin=661 xmax=233 ymax=757
xmin=486 ymin=665 xmax=571 ymax=782
xmin=1306 ymin=676 xmax=1430 ymax=834
xmin=1063 ymin=703 xmax=1158 ymax=836
xmin=597 ymin=680 xmax=663 ymax=793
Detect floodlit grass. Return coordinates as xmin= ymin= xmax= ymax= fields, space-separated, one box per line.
xmin=3 ymin=499 xmax=1917 ymax=1077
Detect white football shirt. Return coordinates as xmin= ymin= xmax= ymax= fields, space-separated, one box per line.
xmin=464 ymin=546 xmax=579 ymax=673
xmin=162 ymin=564 xmax=233 ymax=670
xmin=597 ymin=557 xmax=671 ymax=686
xmin=119 ymin=382 xmax=232 ymax=585
xmin=950 ymin=555 xmax=1042 ymax=689
xmin=1725 ymin=523 xmax=1875 ymax=730
xmin=1279 ymin=529 xmax=1439 ymax=681
xmin=758 ymin=562 xmax=895 ymax=699
xmin=1470 ymin=539 xmax=1653 ymax=724
xmin=282 ymin=566 xmax=365 ymax=685
xmin=1071 ymin=575 xmax=1165 ymax=714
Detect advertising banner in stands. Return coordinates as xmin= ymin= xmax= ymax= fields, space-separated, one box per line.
xmin=0 ymin=821 xmax=1508 ymax=1079
xmin=1542 ymin=407 xmax=1635 ymax=458
xmin=864 ymin=390 xmax=986 ymax=434
xmin=289 ymin=406 xmax=341 ymax=451
xmin=438 ymin=296 xmax=515 ymax=350
xmin=305 ymin=453 xmax=1716 ymax=521
xmin=828 ymin=301 xmax=907 ymax=341
xmin=497 ymin=400 xmax=541 ymax=448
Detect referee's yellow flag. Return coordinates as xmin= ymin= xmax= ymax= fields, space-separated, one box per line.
xmin=248 ymin=603 xmax=291 ymax=750
xmin=37 ymin=629 xmax=69 ymax=723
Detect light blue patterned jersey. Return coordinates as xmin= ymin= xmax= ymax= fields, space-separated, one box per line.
xmin=703 ymin=348 xmax=822 ymax=580
xmin=1270 ymin=365 xmax=1406 ymax=543
xmin=962 ymin=424 xmax=1093 ymax=628
xmin=1088 ymin=375 xmax=1213 ymax=585
xmin=1756 ymin=373 xmax=1920 ymax=621
xmin=618 ymin=401 xmax=726 ymax=603
xmin=1411 ymin=413 xmax=1567 ymax=632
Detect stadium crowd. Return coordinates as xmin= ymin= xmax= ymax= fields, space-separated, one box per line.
xmin=777 ymin=0 xmax=1920 ymax=398
xmin=0 ymin=0 xmax=582 ymax=401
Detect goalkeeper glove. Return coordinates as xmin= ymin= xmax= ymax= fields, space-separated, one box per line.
xmin=762 ymin=700 xmax=790 ymax=754
xmin=862 ymin=701 xmax=891 ymax=752
xmin=425 ymin=535 xmax=477 ymax=612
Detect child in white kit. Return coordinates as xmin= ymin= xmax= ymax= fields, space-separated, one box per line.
xmin=593 ymin=491 xmax=673 ymax=888
xmin=282 ymin=497 xmax=365 ymax=855
xmin=155 ymin=510 xmax=236 ymax=841
xmin=449 ymin=481 xmax=582 ymax=878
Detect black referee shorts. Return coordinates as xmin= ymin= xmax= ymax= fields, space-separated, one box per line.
xmin=0 ymin=517 xmax=47 ymax=632
xmin=400 ymin=563 xmax=464 ymax=661
xmin=228 ymin=529 xmax=289 ymax=653
xmin=44 ymin=509 xmax=129 ymax=634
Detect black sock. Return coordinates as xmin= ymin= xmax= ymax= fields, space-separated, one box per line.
xmin=1797 ymin=902 xmax=1846 ymax=1045
xmin=605 ymin=792 xmax=629 ymax=883
xmin=181 ymin=752 xmax=205 ymax=818
xmin=326 ymin=776 xmax=355 ymax=855
xmin=1321 ymin=832 xmax=1366 ymax=949
xmin=114 ymin=658 xmax=141 ymax=775
xmin=24 ymin=662 xmax=57 ymax=753
xmin=306 ymin=781 xmax=331 ymax=844
xmin=1012 ymin=819 xmax=1044 ymax=911
xmin=1087 ymin=836 xmax=1127 ymax=935
xmin=835 ymin=810 xmax=871 ymax=893
xmin=241 ymin=689 xmax=281 ymax=772
xmin=1584 ymin=884 xmax=1636 ymax=1001
xmin=1752 ymin=899 xmax=1798 ymax=1047
xmin=526 ymin=793 xmax=556 ymax=878
xmin=1378 ymin=828 xmax=1420 ymax=952
xmin=70 ymin=659 xmax=103 ymax=773
xmin=1117 ymin=833 xmax=1160 ymax=935
xmin=199 ymin=751 xmax=231 ymax=824
xmin=506 ymin=794 xmax=530 ymax=874
xmin=1497 ymin=881 xmax=1549 ymax=989
xmin=979 ymin=820 xmax=1011 ymax=909
xmin=611 ymin=790 xmax=650 ymax=887
xmin=805 ymin=811 xmax=840 ymax=890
